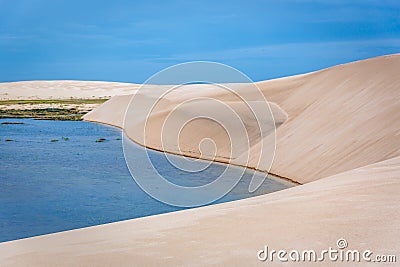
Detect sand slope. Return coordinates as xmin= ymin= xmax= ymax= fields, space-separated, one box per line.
xmin=84 ymin=54 xmax=400 ymax=184
xmin=257 ymin=54 xmax=400 ymax=182
xmin=1 ymin=156 xmax=398 ymax=266
xmin=85 ymin=83 xmax=288 ymax=176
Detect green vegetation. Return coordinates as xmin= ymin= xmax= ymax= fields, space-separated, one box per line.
xmin=62 ymin=137 xmax=70 ymax=141
xmin=0 ymin=98 xmax=109 ymax=121
xmin=50 ymin=139 xmax=59 ymax=142
xmin=0 ymin=99 xmax=108 ymax=105
xmin=0 ymin=108 xmax=84 ymax=120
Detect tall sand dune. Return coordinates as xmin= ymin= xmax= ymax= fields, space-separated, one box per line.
xmin=84 ymin=54 xmax=400 ymax=184
xmin=257 ymin=54 xmax=400 ymax=182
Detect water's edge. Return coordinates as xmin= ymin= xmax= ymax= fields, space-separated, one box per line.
xmin=86 ymin=118 xmax=301 ymax=186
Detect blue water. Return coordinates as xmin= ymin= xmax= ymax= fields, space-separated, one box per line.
xmin=0 ymin=119 xmax=294 ymax=242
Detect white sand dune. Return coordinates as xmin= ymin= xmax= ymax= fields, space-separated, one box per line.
xmin=0 ymin=54 xmax=399 ymax=266
xmin=0 ymin=80 xmax=139 ymax=100
xmin=85 ymin=83 xmax=287 ymax=174
xmin=84 ymin=54 xmax=400 ymax=184
xmin=257 ymin=54 xmax=400 ymax=183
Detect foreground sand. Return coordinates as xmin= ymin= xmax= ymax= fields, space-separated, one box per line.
xmin=0 ymin=55 xmax=399 ymax=266
xmin=0 ymin=156 xmax=399 ymax=266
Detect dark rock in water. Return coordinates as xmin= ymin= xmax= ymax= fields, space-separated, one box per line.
xmin=96 ymin=138 xmax=106 ymax=142
xmin=5 ymin=139 xmax=14 ymax=142
xmin=1 ymin=122 xmax=25 ymax=125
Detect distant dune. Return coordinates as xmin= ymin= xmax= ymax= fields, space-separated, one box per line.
xmin=0 ymin=80 xmax=139 ymax=100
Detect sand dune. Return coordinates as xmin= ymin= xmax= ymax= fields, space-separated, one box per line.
xmin=257 ymin=54 xmax=400 ymax=182
xmin=84 ymin=54 xmax=400 ymax=184
xmin=85 ymin=83 xmax=288 ymax=176
xmin=0 ymin=80 xmax=139 ymax=100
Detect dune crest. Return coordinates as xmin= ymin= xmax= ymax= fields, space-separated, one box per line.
xmin=257 ymin=54 xmax=400 ymax=182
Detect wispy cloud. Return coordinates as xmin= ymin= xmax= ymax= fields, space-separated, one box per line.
xmin=0 ymin=33 xmax=39 ymax=47
xmin=61 ymin=32 xmax=167 ymax=47
xmin=147 ymin=38 xmax=400 ymax=63
xmin=141 ymin=38 xmax=400 ymax=81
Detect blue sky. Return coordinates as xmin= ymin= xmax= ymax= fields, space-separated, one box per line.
xmin=0 ymin=0 xmax=399 ymax=83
